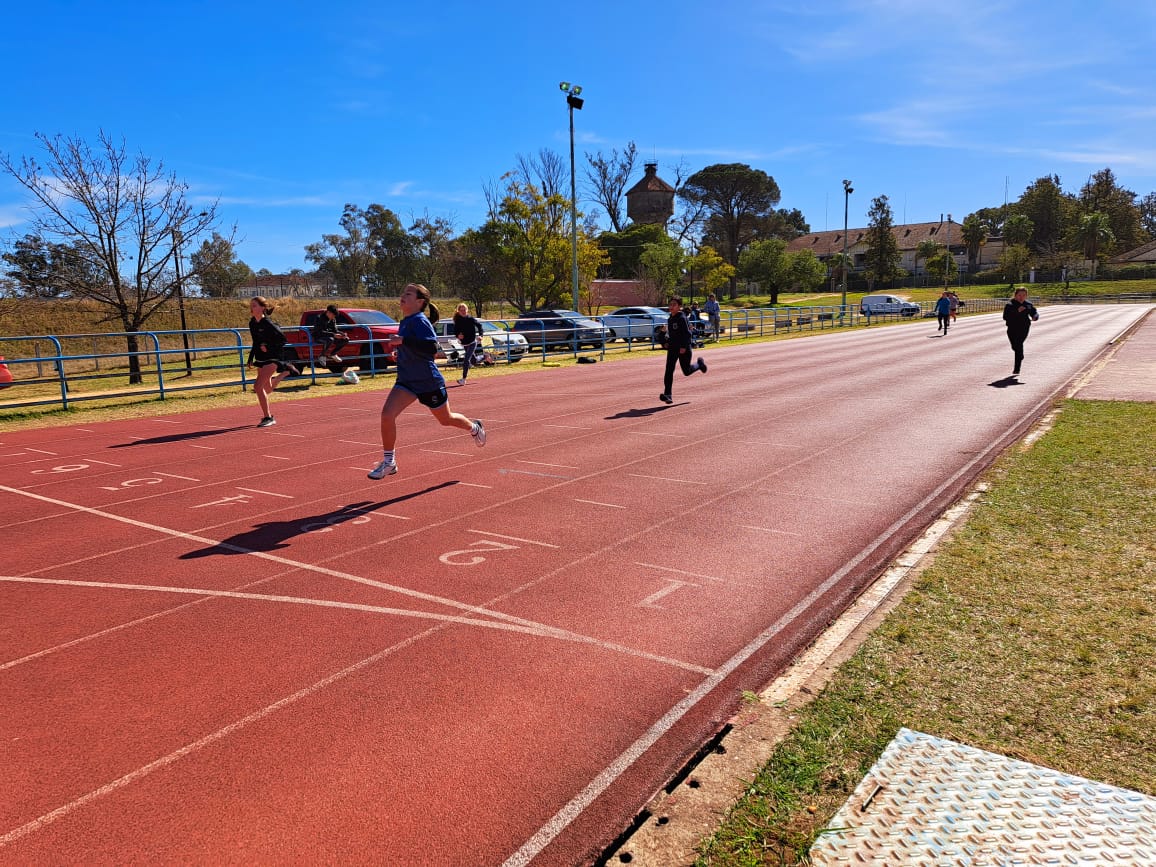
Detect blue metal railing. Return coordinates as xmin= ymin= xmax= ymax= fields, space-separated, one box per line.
xmin=0 ymin=298 xmax=1058 ymax=412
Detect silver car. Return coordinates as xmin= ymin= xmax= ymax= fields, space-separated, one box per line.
xmin=599 ymin=306 xmax=669 ymax=342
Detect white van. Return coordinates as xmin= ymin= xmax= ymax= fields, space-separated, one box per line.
xmin=859 ymin=294 xmax=921 ymax=317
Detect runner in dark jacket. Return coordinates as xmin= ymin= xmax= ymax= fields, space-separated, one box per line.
xmin=659 ymin=297 xmax=707 ymax=404
xmin=1003 ymin=288 xmax=1039 ymax=376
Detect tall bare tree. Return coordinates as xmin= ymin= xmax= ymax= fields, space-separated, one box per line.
xmin=583 ymin=141 xmax=637 ymax=232
xmin=1 ymin=131 xmax=225 ymax=382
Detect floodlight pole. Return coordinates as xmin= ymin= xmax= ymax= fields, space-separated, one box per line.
xmin=560 ymin=82 xmax=584 ymax=312
xmin=841 ymin=179 xmax=853 ymax=315
xmin=171 ymin=227 xmax=193 ymax=376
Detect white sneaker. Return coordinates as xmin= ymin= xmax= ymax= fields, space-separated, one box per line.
xmin=367 ymin=458 xmax=397 ymax=480
xmin=317 ymin=355 xmax=327 ymax=367
xmin=457 ymin=378 xmax=466 ymax=386
xmin=471 ymin=420 xmax=486 ymax=447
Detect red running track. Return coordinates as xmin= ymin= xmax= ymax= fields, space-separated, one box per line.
xmin=0 ymin=305 xmax=1148 ymax=865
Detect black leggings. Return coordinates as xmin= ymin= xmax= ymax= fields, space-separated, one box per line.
xmin=663 ymin=348 xmax=695 ymax=394
xmin=1007 ymin=328 xmax=1028 ymax=372
xmin=461 ymin=341 xmax=477 ymax=379
xmin=938 ymin=313 xmax=950 ymax=331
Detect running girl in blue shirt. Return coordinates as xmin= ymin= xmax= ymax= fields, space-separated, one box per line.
xmin=368 ymin=284 xmax=485 ymax=479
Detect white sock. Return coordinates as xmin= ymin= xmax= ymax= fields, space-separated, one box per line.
xmin=383 ymin=450 xmax=395 ymax=464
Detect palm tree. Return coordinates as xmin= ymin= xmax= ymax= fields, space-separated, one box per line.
xmin=1075 ymin=212 xmax=1115 ymax=279
xmin=960 ymin=215 xmax=988 ymax=273
xmin=1003 ymin=213 xmax=1034 ymax=249
xmin=914 ymin=240 xmax=940 ymax=286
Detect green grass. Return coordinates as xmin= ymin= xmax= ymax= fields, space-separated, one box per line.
xmin=696 ymin=399 xmax=1156 ymax=865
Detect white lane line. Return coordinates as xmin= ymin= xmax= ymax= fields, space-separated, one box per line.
xmin=742 ymin=524 xmax=804 ymax=537
xmin=0 ymin=576 xmax=566 ymax=639
xmin=573 ymin=499 xmax=625 ymax=509
xmin=0 ymin=485 xmax=699 ymax=674
xmin=339 ymin=439 xmax=379 ymax=446
xmin=151 ymin=419 xmax=182 ymax=425
xmin=458 ymin=482 xmax=492 ymax=489
xmin=189 ymin=445 xmax=216 ymax=450
xmin=543 ymin=424 xmax=590 ymax=430
xmin=634 ymin=562 xmax=724 ymax=583
xmin=466 ymin=530 xmax=560 ymax=548
xmin=262 ymin=455 xmax=291 ymax=461
xmin=236 ymin=487 xmax=294 ymax=499
xmin=517 ymin=460 xmax=579 ymax=469
xmin=421 ymin=448 xmax=472 ymax=457
xmin=628 ymin=431 xmax=687 ymax=438
xmin=154 ymin=472 xmax=200 ymax=482
xmin=83 ymin=458 xmax=121 ymax=467
xmin=25 ymin=448 xmax=58 ymax=455
xmin=76 ymin=429 xmax=94 ymax=433
xmin=270 ymin=432 xmax=306 ymax=438
xmin=498 ymin=468 xmax=571 ymax=479
xmin=628 ymin=473 xmax=708 ymax=485
xmin=637 ymin=579 xmax=696 ymax=608
xmin=738 ymin=440 xmax=805 ymax=448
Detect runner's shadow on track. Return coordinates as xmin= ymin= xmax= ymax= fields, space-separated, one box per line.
xmin=110 ymin=426 xmax=250 ymax=447
xmin=179 ymin=481 xmax=458 ymax=557
xmin=605 ymin=405 xmax=683 ymax=419
xmin=988 ymin=376 xmax=1023 ymax=388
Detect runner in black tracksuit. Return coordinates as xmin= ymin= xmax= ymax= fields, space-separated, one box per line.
xmin=659 ymin=296 xmax=706 ymax=404
xmin=1003 ymin=287 xmax=1039 ymax=376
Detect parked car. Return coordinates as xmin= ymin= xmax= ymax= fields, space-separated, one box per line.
xmin=599 ymin=306 xmax=669 ymax=342
xmin=287 ymin=308 xmax=399 ymax=371
xmin=859 ymin=294 xmax=921 ymax=317
xmin=512 ymin=310 xmax=609 ymax=350
xmin=432 ymin=318 xmax=529 ymax=362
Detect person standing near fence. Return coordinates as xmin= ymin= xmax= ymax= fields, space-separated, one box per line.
xmin=703 ymin=293 xmax=721 ymax=340
xmin=1003 ymin=287 xmax=1039 ymax=376
xmin=247 ymin=296 xmax=300 ymax=428
xmin=368 ymin=284 xmax=485 ymax=480
xmin=659 ymin=296 xmax=707 ymax=404
xmin=453 ymin=303 xmax=481 ymax=386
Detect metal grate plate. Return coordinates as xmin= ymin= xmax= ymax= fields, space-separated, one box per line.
xmin=810 ymin=727 xmax=1156 ymax=865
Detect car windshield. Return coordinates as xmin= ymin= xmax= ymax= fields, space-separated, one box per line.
xmin=478 ymin=320 xmax=504 ymax=333
xmin=346 ymin=310 xmax=398 ymax=325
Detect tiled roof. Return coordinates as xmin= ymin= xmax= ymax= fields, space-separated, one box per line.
xmin=786 ymin=220 xmax=969 ymax=255
xmin=1109 ymin=238 xmax=1156 ymax=263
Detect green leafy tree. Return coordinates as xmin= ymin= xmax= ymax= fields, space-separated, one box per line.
xmin=304 ymin=204 xmax=375 ymax=296
xmin=679 ymin=163 xmax=781 ymax=299
xmin=189 ymin=233 xmax=254 ymax=298
xmin=1000 ymin=244 xmax=1033 ymax=285
xmin=1014 ymin=175 xmax=1075 ymax=252
xmin=1075 ymin=212 xmax=1115 ymax=278
xmin=637 ymin=237 xmax=685 ymax=306
xmin=1078 ymin=168 xmax=1142 ymax=253
xmin=737 ymin=238 xmax=788 ymax=303
xmin=1 ymin=234 xmax=105 ymax=298
xmin=783 ymin=249 xmax=827 ymax=294
xmin=409 ymin=212 xmax=455 ymax=291
xmin=0 ymin=131 xmax=222 ymax=383
xmin=863 ymin=195 xmax=902 ymax=290
xmin=686 ymin=244 xmax=734 ymax=302
xmin=914 ymin=239 xmax=941 ymax=286
xmin=1138 ymin=192 xmax=1156 ymax=240
xmin=1003 ymin=213 xmax=1034 ymax=248
xmin=363 ymin=204 xmax=416 ymax=295
xmin=597 ymin=223 xmax=669 ymax=278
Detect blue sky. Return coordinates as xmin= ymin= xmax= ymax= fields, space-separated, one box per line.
xmin=2 ymin=0 xmax=1155 ymax=273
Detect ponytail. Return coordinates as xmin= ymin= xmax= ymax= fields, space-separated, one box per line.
xmin=426 ymin=301 xmax=440 ymax=325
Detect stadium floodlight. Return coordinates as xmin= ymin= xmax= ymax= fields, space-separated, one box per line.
xmin=560 ymin=82 xmax=584 ymax=309
xmin=842 ymin=180 xmax=853 ymax=314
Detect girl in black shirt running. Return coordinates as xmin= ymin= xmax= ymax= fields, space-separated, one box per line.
xmin=247 ymin=296 xmax=299 ymax=427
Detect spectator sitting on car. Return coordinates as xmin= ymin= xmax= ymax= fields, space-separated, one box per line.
xmin=312 ymin=304 xmax=350 ymax=366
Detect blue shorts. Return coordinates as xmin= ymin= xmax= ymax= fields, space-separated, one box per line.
xmin=394 ymin=382 xmax=448 ymax=409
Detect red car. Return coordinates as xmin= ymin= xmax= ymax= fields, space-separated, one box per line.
xmin=287 ymin=308 xmax=400 ymax=371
